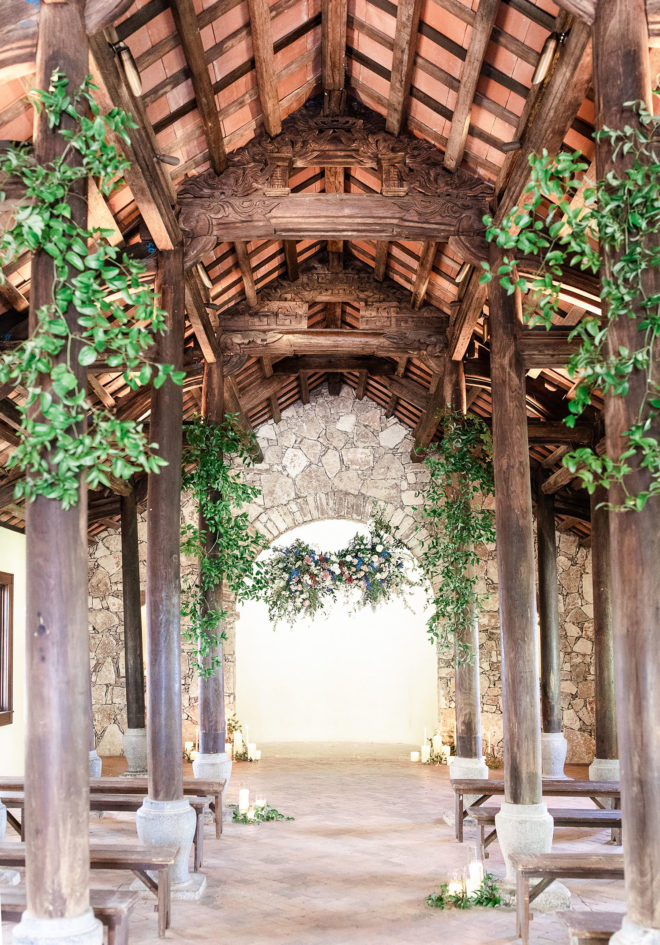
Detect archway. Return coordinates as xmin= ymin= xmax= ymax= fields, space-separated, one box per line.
xmin=235 ymin=518 xmax=438 ymax=745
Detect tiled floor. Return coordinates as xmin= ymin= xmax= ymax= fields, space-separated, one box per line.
xmin=3 ymin=744 xmax=626 ymax=945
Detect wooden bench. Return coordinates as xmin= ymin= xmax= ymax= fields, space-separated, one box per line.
xmin=558 ymin=909 xmax=624 ymax=945
xmin=0 ymin=776 xmax=225 ymax=839
xmin=0 ymin=792 xmax=209 ymax=872
xmin=510 ymin=853 xmax=625 ymax=945
xmin=451 ymin=778 xmax=621 ymax=842
xmin=0 ymin=889 xmax=140 ymax=945
xmin=0 ymin=843 xmax=178 ymax=938
xmin=468 ymin=805 xmax=623 ymax=859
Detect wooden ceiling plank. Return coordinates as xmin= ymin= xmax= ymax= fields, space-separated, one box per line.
xmin=246 ymin=0 xmax=282 ymax=136
xmin=444 ymin=0 xmax=501 ymax=172
xmin=322 ymin=0 xmax=347 ymax=115
xmin=411 ymin=240 xmax=437 ymax=309
xmin=234 ymin=240 xmax=258 ymax=307
xmin=386 ymin=0 xmax=423 ymax=135
xmin=170 ymin=0 xmax=228 ymax=174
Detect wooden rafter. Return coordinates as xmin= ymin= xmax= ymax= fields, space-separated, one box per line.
xmin=184 ymin=271 xmax=220 ymax=362
xmin=325 ymin=167 xmax=345 ymax=272
xmin=284 ymin=241 xmax=299 ymax=281
xmin=322 ymin=0 xmax=347 ymax=115
xmin=246 ymin=0 xmax=282 ymax=137
xmin=325 ymin=302 xmax=342 ymax=329
xmin=234 ymin=241 xmax=258 ymax=307
xmin=411 ymin=241 xmax=437 ymax=309
xmin=386 ymin=0 xmax=423 ymax=135
xmin=444 ymin=0 xmax=500 ymax=172
xmin=169 ymin=0 xmax=228 ymax=174
xmin=224 ymin=376 xmax=265 ymax=461
xmin=374 ymin=242 xmax=389 ymax=281
xmin=448 ymin=268 xmax=486 ymax=360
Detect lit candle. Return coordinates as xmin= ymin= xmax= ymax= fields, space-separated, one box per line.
xmin=248 ymin=742 xmax=257 ymax=761
xmin=255 ymin=797 xmax=266 ymax=809
xmin=247 ymin=806 xmax=255 ymax=820
xmin=184 ymin=741 xmax=193 ymax=751
xmin=447 ymin=881 xmax=463 ymax=896
xmin=421 ymin=744 xmax=431 ymax=764
xmin=432 ymin=734 xmax=443 ymax=754
xmin=410 ymin=751 xmax=420 ymax=762
xmin=238 ymin=787 xmax=250 ymax=813
xmin=234 ymin=731 xmax=243 ymax=752
xmin=254 ymin=749 xmax=262 ymax=761
xmin=467 ymin=860 xmax=484 ymax=894
xmin=190 ymin=750 xmax=199 ymax=762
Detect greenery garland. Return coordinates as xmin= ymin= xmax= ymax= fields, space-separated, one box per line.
xmin=180 ymin=414 xmax=266 ymax=676
xmin=426 ymin=874 xmax=501 ymax=910
xmin=0 ymin=71 xmax=183 ymax=507
xmin=480 ymin=94 xmax=660 ymax=510
xmin=259 ymin=512 xmax=419 ymax=626
xmin=417 ymin=410 xmax=495 ymax=656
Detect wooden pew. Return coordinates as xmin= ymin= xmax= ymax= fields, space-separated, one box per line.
xmin=510 ymin=853 xmax=625 ymax=945
xmin=450 ymin=778 xmax=621 ymax=842
xmin=0 ymin=776 xmax=225 ymax=839
xmin=558 ymin=909 xmax=624 ymax=944
xmin=0 ymin=843 xmax=178 ymax=938
xmin=0 ymin=792 xmax=209 ymax=872
xmin=0 ymin=889 xmax=140 ymax=945
xmin=468 ymin=805 xmax=623 ymax=858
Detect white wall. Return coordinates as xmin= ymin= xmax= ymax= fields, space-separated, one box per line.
xmin=0 ymin=527 xmax=26 ymax=775
xmin=236 ymin=520 xmax=438 ymax=745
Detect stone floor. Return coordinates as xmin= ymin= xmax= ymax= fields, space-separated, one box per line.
xmin=2 ymin=744 xmax=626 ymax=945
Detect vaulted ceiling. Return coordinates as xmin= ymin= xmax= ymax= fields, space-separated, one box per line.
xmin=0 ymin=0 xmax=610 ymax=539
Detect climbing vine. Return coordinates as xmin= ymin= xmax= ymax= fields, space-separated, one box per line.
xmin=417 ymin=410 xmax=495 ymax=656
xmin=0 ymin=70 xmax=184 ymax=507
xmin=480 ymin=94 xmax=660 ymax=510
xmin=180 ymin=414 xmax=266 ymax=676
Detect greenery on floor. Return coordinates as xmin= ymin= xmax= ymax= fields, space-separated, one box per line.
xmin=229 ymin=804 xmax=295 ymax=824
xmin=480 ymin=94 xmax=660 ymax=510
xmin=181 ymin=415 xmax=266 ymax=675
xmin=417 ymin=409 xmax=495 ymax=656
xmin=426 ymin=874 xmax=501 ymax=910
xmin=0 ymin=70 xmax=183 ymax=507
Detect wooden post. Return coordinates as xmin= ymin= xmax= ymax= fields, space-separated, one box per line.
xmin=137 ymin=248 xmax=201 ymax=893
xmin=489 ymin=244 xmax=553 ymax=883
xmin=196 ymin=361 xmax=228 ymax=760
xmin=589 ymin=487 xmax=617 ymax=766
xmin=16 ymin=3 xmax=102 ymax=943
xmin=120 ymin=489 xmax=147 ymax=774
xmin=536 ymin=485 xmax=568 ymax=778
xmin=594 ymin=3 xmax=660 ymax=934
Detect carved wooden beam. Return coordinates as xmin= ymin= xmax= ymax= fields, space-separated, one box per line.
xmin=169 ymin=0 xmax=228 ymax=174
xmin=221 ymin=328 xmax=444 ymax=362
xmin=444 ymin=0 xmax=500 ymax=172
xmin=411 ymin=241 xmax=437 ymax=309
xmin=322 ymin=0 xmax=347 ymax=115
xmin=272 ymin=355 xmax=397 ymax=375
xmin=387 ymin=0 xmax=423 ymax=135
xmin=246 ymin=0 xmax=282 ymax=137
xmin=220 ymin=302 xmax=309 ymax=331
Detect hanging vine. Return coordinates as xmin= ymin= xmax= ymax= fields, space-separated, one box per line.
xmin=479 ymin=94 xmax=660 ymax=510
xmin=417 ymin=410 xmax=495 ymax=656
xmin=180 ymin=415 xmax=267 ymax=676
xmin=0 ymin=70 xmax=184 ymax=507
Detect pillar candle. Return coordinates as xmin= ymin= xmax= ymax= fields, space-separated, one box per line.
xmin=421 ymin=744 xmax=431 ymax=763
xmin=410 ymin=751 xmax=420 ymax=762
xmin=248 ymin=742 xmax=257 ymax=760
xmin=238 ymin=787 xmax=250 ymax=813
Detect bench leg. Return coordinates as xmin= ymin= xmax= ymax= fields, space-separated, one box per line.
xmin=107 ymin=917 xmax=129 ymax=945
xmin=517 ymin=872 xmax=530 ymax=945
xmin=456 ymin=792 xmax=464 ymax=842
xmin=194 ymin=810 xmax=204 ymax=871
xmin=158 ymin=869 xmax=169 ymax=938
xmin=482 ymin=828 xmax=497 ymax=858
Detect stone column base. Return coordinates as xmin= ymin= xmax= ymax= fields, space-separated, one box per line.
xmin=13 ymin=908 xmax=103 ymax=945
xmin=442 ymin=756 xmax=489 ymax=827
xmin=192 ymin=752 xmax=232 ymax=796
xmin=495 ymin=801 xmax=570 ymax=909
xmin=589 ymin=757 xmax=620 ymax=812
xmin=541 ymin=732 xmax=569 ymax=779
xmin=88 ymin=750 xmax=102 ymax=778
xmin=122 ymin=728 xmax=147 ymax=776
xmin=136 ymin=797 xmax=205 ymax=898
xmin=611 ymin=917 xmax=660 ymax=945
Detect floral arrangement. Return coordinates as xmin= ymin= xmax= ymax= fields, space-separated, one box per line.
xmin=259 ymin=513 xmax=419 ymax=626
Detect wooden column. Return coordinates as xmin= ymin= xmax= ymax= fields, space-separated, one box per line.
xmin=488 ymin=243 xmax=542 ymax=807
xmin=536 ymin=488 xmax=561 ymax=734
xmin=594 ymin=2 xmax=660 ymax=930
xmin=589 ymin=487 xmax=617 ymax=762
xmin=19 ymin=2 xmax=101 ymax=940
xmin=121 ymin=490 xmax=146 ymax=731
xmin=146 ymin=248 xmax=185 ymax=803
xmin=198 ymin=361 xmax=226 ymax=756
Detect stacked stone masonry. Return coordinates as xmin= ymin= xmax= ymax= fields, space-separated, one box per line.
xmin=88 ymin=386 xmax=597 ymax=761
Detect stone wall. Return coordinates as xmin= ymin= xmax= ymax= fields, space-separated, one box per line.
xmin=88 ymin=385 xmax=596 ymax=761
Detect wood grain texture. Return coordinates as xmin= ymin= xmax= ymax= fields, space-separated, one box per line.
xmin=146 ymin=248 xmax=185 ymax=802
xmin=536 ymin=485 xmax=561 ymax=733
xmin=386 ymin=0 xmax=423 ymax=135
xmin=448 ymin=268 xmax=486 ymax=360
xmin=594 ymin=0 xmax=660 ymax=927
xmin=185 ymin=270 xmax=219 ymax=362
xmin=444 ymin=0 xmax=501 ymax=172
xmin=489 ymin=243 xmax=542 ymax=806
xmin=121 ymin=490 xmax=145 ymax=731
xmin=322 ymin=0 xmax=347 ymax=115
xmin=411 ymin=241 xmax=437 ymax=309
xmin=234 ymin=240 xmax=258 ymax=307
xmin=589 ymin=486 xmax=617 ymax=761
xmin=247 ymin=0 xmax=282 ymax=136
